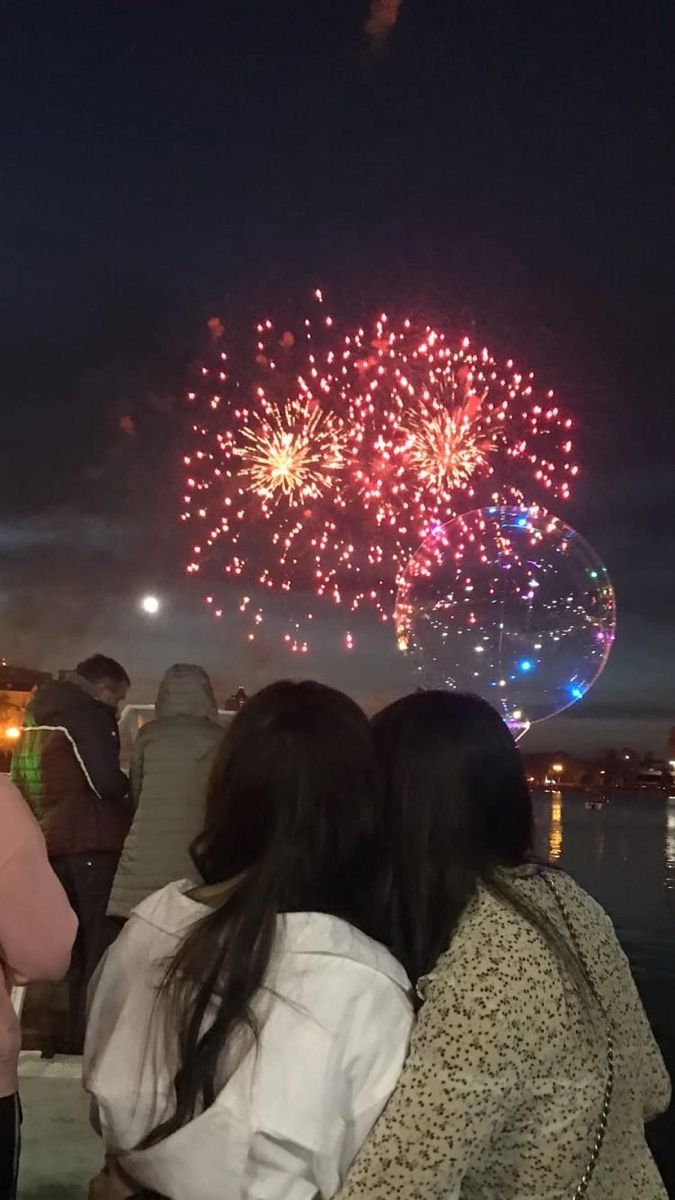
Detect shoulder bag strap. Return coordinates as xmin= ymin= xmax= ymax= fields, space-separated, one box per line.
xmin=541 ymin=872 xmax=615 ymax=1199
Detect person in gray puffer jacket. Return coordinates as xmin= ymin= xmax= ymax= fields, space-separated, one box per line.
xmin=107 ymin=664 xmax=223 ymax=920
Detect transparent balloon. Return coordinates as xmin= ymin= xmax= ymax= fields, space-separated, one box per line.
xmin=395 ymin=505 xmax=616 ymax=732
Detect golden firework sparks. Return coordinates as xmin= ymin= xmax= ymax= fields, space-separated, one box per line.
xmin=402 ymin=397 xmax=493 ymax=497
xmin=235 ymin=397 xmax=345 ymax=503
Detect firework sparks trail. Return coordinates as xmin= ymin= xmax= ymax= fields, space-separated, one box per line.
xmin=181 ymin=295 xmax=578 ymax=650
xmin=365 ymin=0 xmax=402 ymax=48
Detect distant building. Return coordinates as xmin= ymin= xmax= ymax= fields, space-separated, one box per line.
xmin=0 ymin=665 xmax=51 ymax=769
xmin=635 ymin=757 xmax=671 ymax=788
xmin=523 ymin=740 xmax=674 ymax=794
xmin=668 ymin=727 xmax=675 ymax=778
xmin=0 ymin=665 xmax=51 ymax=694
xmin=521 ymin=751 xmax=588 ymax=788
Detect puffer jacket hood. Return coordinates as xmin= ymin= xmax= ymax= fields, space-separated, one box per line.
xmin=30 ymin=673 xmax=106 ymax=724
xmin=107 ymin=667 xmax=222 ymax=918
xmin=154 ymin=664 xmax=218 ymax=721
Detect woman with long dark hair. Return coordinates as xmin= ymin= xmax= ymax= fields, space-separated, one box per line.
xmin=339 ymin=691 xmax=670 ymax=1200
xmin=84 ymin=681 xmax=412 ymax=1200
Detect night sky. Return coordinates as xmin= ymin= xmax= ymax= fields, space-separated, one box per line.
xmin=1 ymin=0 xmax=673 ymax=753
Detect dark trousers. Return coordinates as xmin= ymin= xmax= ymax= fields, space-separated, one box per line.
xmin=50 ymin=851 xmax=120 ymax=1052
xmin=0 ymin=1095 xmax=20 ymax=1200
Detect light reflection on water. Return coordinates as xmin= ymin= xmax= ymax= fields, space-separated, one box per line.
xmin=547 ymin=793 xmax=563 ymax=862
xmin=533 ymin=791 xmax=675 ymax=980
xmin=666 ymin=802 xmax=675 ymax=895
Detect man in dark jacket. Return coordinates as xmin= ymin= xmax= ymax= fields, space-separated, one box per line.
xmin=12 ymin=654 xmax=131 ymax=1052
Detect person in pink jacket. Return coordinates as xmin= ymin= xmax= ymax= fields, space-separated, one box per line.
xmin=0 ymin=776 xmax=77 ymax=1199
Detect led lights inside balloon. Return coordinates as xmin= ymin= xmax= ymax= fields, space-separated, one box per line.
xmin=395 ymin=505 xmax=615 ymax=731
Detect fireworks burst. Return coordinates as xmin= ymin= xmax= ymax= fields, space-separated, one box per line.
xmin=403 ymin=405 xmax=490 ymax=492
xmin=400 ymin=375 xmax=493 ymax=496
xmin=182 ymin=296 xmax=578 ymax=649
xmin=236 ymin=397 xmax=345 ymax=503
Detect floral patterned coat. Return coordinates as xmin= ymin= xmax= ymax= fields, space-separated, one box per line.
xmin=338 ymin=869 xmax=670 ymax=1200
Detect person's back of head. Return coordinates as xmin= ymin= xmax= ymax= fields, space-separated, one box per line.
xmin=193 ymin=678 xmax=380 ymax=913
xmin=76 ymin=654 xmax=130 ymax=714
xmin=148 ymin=679 xmax=382 ymax=1146
xmin=154 ymin=664 xmax=218 ymax=723
xmin=373 ymin=690 xmax=533 ymax=981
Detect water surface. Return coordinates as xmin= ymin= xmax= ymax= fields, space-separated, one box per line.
xmin=533 ymin=791 xmax=675 ymax=1190
xmin=534 ymin=791 xmax=675 ymax=968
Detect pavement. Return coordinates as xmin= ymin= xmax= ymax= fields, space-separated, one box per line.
xmin=18 ymin=1054 xmax=100 ymax=1199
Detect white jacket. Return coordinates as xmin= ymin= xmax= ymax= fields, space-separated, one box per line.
xmin=84 ymin=882 xmax=413 ymax=1200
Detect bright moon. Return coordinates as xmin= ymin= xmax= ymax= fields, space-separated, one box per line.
xmin=141 ymin=594 xmax=161 ymax=615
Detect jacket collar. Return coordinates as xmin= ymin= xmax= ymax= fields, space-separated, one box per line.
xmin=134 ymin=881 xmax=409 ymax=992
xmin=63 ymin=672 xmax=118 ymax=720
xmin=279 ymin=909 xmax=409 ymax=990
xmin=63 ymin=670 xmax=98 ymax=699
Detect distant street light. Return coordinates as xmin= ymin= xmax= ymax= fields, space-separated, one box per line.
xmin=551 ymin=762 xmax=564 ymax=775
xmin=140 ymin=595 xmax=161 ymax=616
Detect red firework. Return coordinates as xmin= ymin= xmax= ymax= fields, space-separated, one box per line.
xmin=181 ymin=295 xmax=578 ymax=649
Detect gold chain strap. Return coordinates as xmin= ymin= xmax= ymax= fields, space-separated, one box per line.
xmin=541 ymin=873 xmax=615 ymax=1198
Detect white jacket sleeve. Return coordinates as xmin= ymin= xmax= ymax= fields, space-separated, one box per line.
xmin=245 ymin=970 xmax=413 ymax=1199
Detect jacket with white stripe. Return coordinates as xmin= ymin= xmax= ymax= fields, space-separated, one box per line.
xmin=11 ymin=673 xmax=130 ymax=857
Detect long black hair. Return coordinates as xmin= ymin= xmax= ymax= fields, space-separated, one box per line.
xmin=373 ymin=690 xmax=582 ymax=986
xmin=145 ymin=679 xmax=383 ymax=1146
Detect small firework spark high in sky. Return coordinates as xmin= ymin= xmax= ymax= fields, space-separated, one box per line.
xmin=365 ymin=0 xmax=402 ymax=49
xmin=181 ymin=294 xmax=578 ymax=649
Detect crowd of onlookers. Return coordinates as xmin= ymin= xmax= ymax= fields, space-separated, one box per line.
xmin=0 ymin=654 xmax=670 ymax=1199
